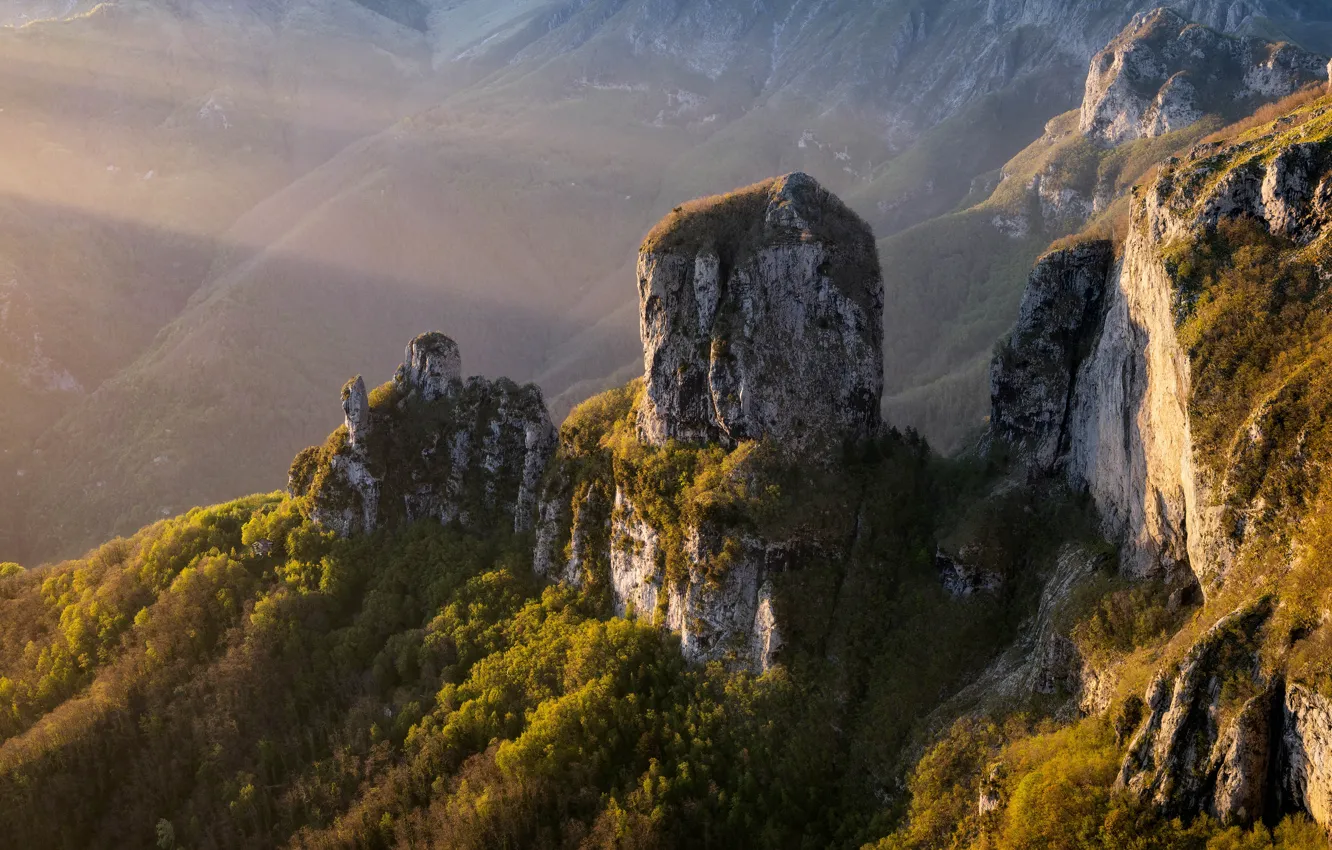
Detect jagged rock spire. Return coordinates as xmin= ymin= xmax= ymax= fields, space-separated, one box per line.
xmin=292 ymin=334 xmax=554 ymax=538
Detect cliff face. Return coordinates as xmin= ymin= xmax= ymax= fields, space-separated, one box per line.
xmin=989 ymin=86 xmax=1332 ymax=829
xmin=290 ymin=332 xmax=556 ymax=538
xmin=989 ymin=241 xmax=1114 ymax=470
xmin=1116 ymin=600 xmax=1274 ymax=824
xmin=1080 ymin=8 xmax=1327 ymax=145
xmin=537 ymin=174 xmax=881 ymax=672
xmin=636 ymin=173 xmax=883 ymax=452
xmin=994 ymin=102 xmax=1332 ymax=588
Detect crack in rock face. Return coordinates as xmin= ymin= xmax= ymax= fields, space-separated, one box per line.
xmin=636 ymin=172 xmax=884 ymax=454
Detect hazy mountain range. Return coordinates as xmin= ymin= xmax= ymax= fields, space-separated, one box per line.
xmin=4 ymin=0 xmax=1332 ymax=563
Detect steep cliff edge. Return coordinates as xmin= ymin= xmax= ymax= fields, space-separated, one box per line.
xmin=994 ymin=97 xmax=1332 ymax=591
xmin=537 ymin=174 xmax=884 ymax=672
xmin=289 ymin=332 xmax=556 ymax=538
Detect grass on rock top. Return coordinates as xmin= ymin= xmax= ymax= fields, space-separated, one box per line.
xmin=640 ymin=174 xmax=882 ymax=319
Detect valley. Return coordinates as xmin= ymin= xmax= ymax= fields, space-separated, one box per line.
xmin=7 ymin=3 xmax=1332 ymax=848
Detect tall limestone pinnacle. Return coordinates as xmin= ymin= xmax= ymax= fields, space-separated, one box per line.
xmin=636 ymin=172 xmax=885 ymax=452
xmin=536 ymin=175 xmax=884 ymax=673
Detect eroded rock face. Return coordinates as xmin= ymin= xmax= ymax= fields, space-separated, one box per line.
xmin=536 ymin=175 xmax=879 ymax=673
xmin=636 ymin=172 xmax=884 ymax=453
xmin=1081 ymin=9 xmax=1327 ymax=145
xmin=395 ymin=331 xmax=461 ymax=402
xmin=1283 ymin=684 xmax=1332 ymax=825
xmin=291 ymin=333 xmax=555 ymax=538
xmin=992 ymin=105 xmax=1332 ymax=587
xmin=1117 ymin=600 xmax=1272 ymax=823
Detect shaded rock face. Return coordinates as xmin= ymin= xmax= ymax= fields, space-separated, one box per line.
xmin=931 ymin=544 xmax=1116 ymax=719
xmin=290 ymin=333 xmax=555 ymax=538
xmin=1117 ymin=600 xmax=1273 ymax=824
xmin=636 ymin=172 xmax=884 ymax=453
xmin=1081 ymin=8 xmax=1327 ymax=145
xmin=935 ymin=546 xmax=1002 ymax=598
xmin=990 ymin=241 xmax=1114 ymax=470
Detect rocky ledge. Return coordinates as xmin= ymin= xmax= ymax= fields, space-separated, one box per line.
xmin=288 ymin=332 xmax=555 ymax=537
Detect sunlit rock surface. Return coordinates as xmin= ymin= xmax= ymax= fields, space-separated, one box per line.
xmin=1081 ymin=8 xmax=1327 ymax=145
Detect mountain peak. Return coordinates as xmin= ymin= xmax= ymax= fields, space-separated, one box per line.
xmin=1080 ymin=7 xmax=1328 ymax=145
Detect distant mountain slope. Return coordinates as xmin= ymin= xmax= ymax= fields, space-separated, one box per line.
xmin=7 ymin=0 xmax=1332 ymax=563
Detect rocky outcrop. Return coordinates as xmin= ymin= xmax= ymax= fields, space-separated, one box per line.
xmin=636 ymin=172 xmax=883 ymax=453
xmin=935 ymin=545 xmax=1002 ymax=598
xmin=537 ymin=176 xmax=882 ymax=673
xmin=290 ymin=333 xmax=556 ymax=538
xmin=931 ymin=544 xmax=1117 ymax=718
xmin=1080 ymin=9 xmax=1327 ymax=145
xmin=992 ymin=96 xmax=1332 ymax=587
xmin=1282 ymin=684 xmax=1332 ymax=825
xmin=1117 ymin=600 xmax=1273 ymax=824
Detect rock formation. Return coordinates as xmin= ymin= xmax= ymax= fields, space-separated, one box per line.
xmin=990 ymin=80 xmax=1332 ymax=831
xmin=1081 ymin=8 xmax=1327 ymax=145
xmin=636 ymin=172 xmax=883 ymax=452
xmin=289 ymin=332 xmax=555 ymax=538
xmin=992 ymin=100 xmax=1332 ymax=586
xmin=1282 ymin=684 xmax=1332 ymax=825
xmin=1116 ymin=600 xmax=1273 ymax=824
xmin=537 ymin=174 xmax=883 ymax=672
xmin=990 ymin=241 xmax=1114 ymax=470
